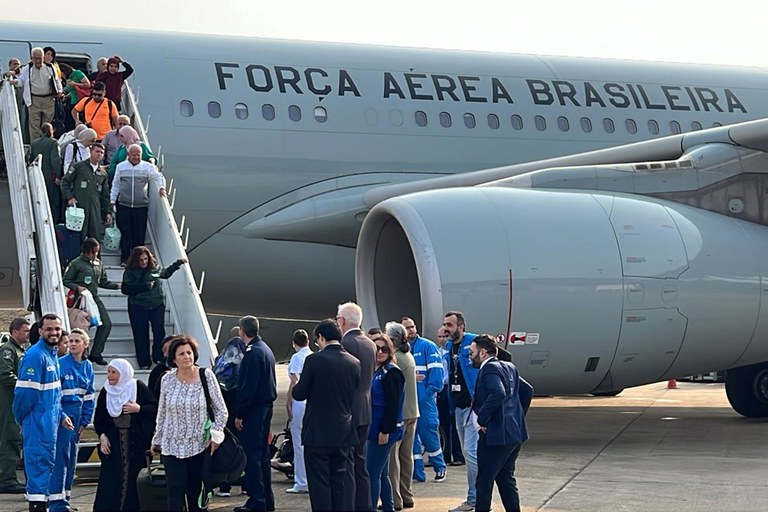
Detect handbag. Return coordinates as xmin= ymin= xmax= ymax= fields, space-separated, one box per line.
xmin=103 ymin=221 xmax=121 ymax=252
xmin=67 ymin=295 xmax=91 ymax=331
xmin=199 ymin=368 xmax=247 ymax=485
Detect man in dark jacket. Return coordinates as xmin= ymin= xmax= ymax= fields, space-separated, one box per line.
xmin=470 ymin=335 xmax=533 ymax=512
xmin=336 ymin=301 xmax=376 ymax=512
xmin=292 ymin=319 xmax=361 ymax=512
xmin=28 ymin=123 xmax=62 ymax=223
xmin=234 ymin=316 xmax=277 ymax=512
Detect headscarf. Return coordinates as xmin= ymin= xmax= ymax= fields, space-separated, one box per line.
xmin=118 ymin=125 xmax=141 ymax=145
xmin=104 ymin=359 xmax=137 ymax=417
xmin=107 ymin=56 xmax=121 ymax=67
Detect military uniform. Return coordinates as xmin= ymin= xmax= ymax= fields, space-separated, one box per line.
xmin=29 ymin=133 xmax=62 ymax=224
xmin=63 ymin=255 xmax=119 ymax=360
xmin=0 ymin=338 xmax=25 ymax=488
xmin=60 ymin=159 xmax=111 ymax=241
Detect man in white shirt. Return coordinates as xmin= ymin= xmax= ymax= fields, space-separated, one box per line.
xmin=15 ymin=47 xmax=63 ymax=141
xmin=285 ymin=329 xmax=313 ymax=494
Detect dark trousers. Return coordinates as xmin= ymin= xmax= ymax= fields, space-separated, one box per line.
xmin=352 ymin=424 xmax=371 ymax=512
xmin=304 ymin=445 xmax=355 ymax=512
xmin=116 ymin=204 xmax=148 ymax=263
xmin=241 ymin=405 xmax=274 ymax=511
xmin=128 ymin=302 xmax=166 ymax=368
xmin=219 ymin=389 xmax=240 ymax=493
xmin=437 ymin=387 xmax=465 ymax=464
xmin=163 ymin=450 xmax=206 ymax=512
xmin=475 ymin=433 xmax=522 ymax=512
xmin=0 ymin=413 xmax=22 ymax=486
xmin=90 ymin=298 xmax=111 ymax=359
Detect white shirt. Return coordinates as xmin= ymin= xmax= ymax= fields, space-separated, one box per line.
xmin=288 ymin=346 xmax=312 ymax=403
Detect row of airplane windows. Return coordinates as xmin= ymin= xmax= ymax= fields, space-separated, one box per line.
xmin=180 ymin=100 xmax=723 ymax=135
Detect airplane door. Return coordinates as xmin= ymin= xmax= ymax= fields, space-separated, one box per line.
xmin=606 ymin=197 xmax=689 ymax=389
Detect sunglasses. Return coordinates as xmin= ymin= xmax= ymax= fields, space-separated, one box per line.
xmin=92 ymin=93 xmax=104 ymax=98
xmin=375 ymin=345 xmax=390 ymax=353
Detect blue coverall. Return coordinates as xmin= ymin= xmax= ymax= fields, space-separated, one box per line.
xmin=49 ymin=354 xmax=96 ymax=512
xmin=13 ymin=341 xmax=66 ymax=506
xmin=411 ymin=335 xmax=446 ymax=480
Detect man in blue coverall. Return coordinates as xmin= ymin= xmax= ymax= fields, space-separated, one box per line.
xmin=13 ymin=313 xmax=74 ymax=512
xmin=402 ymin=317 xmax=447 ymax=483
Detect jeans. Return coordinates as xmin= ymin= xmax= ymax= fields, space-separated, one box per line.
xmin=128 ymin=302 xmax=166 ymax=367
xmin=455 ymin=406 xmax=479 ymax=505
xmin=367 ymin=438 xmax=396 ymax=512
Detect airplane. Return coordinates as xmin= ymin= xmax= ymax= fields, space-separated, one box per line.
xmin=2 ymin=22 xmax=768 ymax=417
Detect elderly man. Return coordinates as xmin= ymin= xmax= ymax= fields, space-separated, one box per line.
xmin=101 ymin=115 xmax=131 ymax=165
xmin=336 ymin=301 xmax=377 ymax=512
xmin=15 ymin=47 xmax=63 ymax=141
xmin=110 ymin=143 xmax=166 ymax=263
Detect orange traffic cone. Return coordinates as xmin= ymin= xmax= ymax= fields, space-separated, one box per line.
xmin=667 ymin=379 xmax=677 ymax=389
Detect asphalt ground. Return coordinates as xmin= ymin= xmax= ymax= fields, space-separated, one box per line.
xmin=2 ymin=370 xmax=767 ymax=511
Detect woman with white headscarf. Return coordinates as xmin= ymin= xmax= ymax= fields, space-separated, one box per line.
xmin=93 ymin=359 xmax=157 ymax=511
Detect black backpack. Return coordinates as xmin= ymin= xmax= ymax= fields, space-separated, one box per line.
xmin=77 ymin=96 xmax=115 ymax=125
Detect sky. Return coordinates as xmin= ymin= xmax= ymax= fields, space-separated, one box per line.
xmin=4 ymin=0 xmax=768 ymax=68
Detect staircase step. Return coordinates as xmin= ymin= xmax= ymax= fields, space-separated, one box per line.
xmin=109 ymin=322 xmax=175 ymax=339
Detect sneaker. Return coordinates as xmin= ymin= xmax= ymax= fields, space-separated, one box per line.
xmin=285 ymin=485 xmax=308 ymax=494
xmin=215 ymin=490 xmax=231 ymax=497
xmin=434 ymin=470 xmax=447 ymax=482
xmin=448 ymin=502 xmax=475 ymax=512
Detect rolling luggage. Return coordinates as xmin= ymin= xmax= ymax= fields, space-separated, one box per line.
xmin=55 ymin=223 xmax=81 ymax=270
xmin=136 ymin=451 xmax=166 ymax=512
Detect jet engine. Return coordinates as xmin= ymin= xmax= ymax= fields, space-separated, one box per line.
xmin=356 ymin=187 xmax=768 ymax=416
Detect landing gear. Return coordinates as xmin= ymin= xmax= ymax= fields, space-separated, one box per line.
xmin=725 ymin=362 xmax=768 ymax=417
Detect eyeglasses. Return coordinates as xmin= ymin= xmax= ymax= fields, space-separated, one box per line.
xmin=376 ymin=345 xmax=390 ymax=353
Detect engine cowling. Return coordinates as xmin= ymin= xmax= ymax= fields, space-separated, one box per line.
xmin=356 ymin=187 xmax=768 ymax=395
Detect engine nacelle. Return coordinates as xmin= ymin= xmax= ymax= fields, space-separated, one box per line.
xmin=356 ymin=187 xmax=768 ymax=395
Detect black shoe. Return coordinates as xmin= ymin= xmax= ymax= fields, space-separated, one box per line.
xmin=0 ymin=483 xmax=26 ymax=494
xmin=403 ymin=502 xmax=415 ymax=509
xmin=89 ymin=355 xmax=108 ymax=365
xmin=234 ymin=507 xmax=255 ymax=512
xmin=449 ymin=460 xmax=465 ymax=466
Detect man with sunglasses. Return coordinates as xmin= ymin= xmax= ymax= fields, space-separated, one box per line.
xmin=71 ymin=81 xmax=117 ymax=140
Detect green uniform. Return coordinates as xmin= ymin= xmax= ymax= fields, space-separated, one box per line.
xmin=0 ymin=339 xmax=25 ymax=486
xmin=29 ymin=133 xmax=62 ymax=224
xmin=60 ymin=159 xmax=111 ymax=241
xmin=63 ymin=254 xmax=119 ymax=359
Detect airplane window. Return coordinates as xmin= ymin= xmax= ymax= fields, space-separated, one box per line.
xmin=464 ymin=113 xmax=476 ymax=129
xmin=389 ymin=110 xmax=404 ymax=126
xmin=603 ymin=118 xmax=615 ymax=134
xmin=580 ymin=117 xmax=592 ymax=133
xmin=207 ymin=101 xmax=221 ymax=119
xmin=670 ymin=120 xmax=681 ymax=134
xmin=289 ymin=105 xmax=302 ymax=122
xmin=415 ymin=111 xmax=428 ymax=127
xmin=534 ymin=115 xmax=546 ymax=131
xmin=648 ymin=119 xmax=659 ymax=135
xmin=625 ymin=119 xmax=637 ymax=134
xmin=314 ymin=106 xmax=328 ymax=123
xmin=510 ymin=114 xmax=523 ymax=131
xmin=439 ymin=112 xmax=452 ymax=128
xmin=487 ymin=114 xmax=500 ymax=130
xmin=234 ymin=103 xmax=249 ymax=120
xmin=179 ymin=100 xmax=194 ymax=118
xmin=713 ymin=121 xmax=722 ymax=127
xmin=691 ymin=121 xmax=702 ymax=131
xmin=557 ymin=116 xmax=569 ymax=132
xmin=262 ymin=104 xmax=276 ymax=121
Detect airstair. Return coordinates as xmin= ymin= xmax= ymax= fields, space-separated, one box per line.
xmin=0 ymin=78 xmax=220 ymax=390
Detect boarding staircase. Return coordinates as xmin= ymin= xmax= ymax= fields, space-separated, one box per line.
xmin=0 ymin=77 xmax=221 ymax=468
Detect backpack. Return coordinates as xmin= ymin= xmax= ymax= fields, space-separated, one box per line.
xmin=77 ymin=96 xmax=115 ymax=125
xmin=60 ymin=141 xmax=81 ymax=175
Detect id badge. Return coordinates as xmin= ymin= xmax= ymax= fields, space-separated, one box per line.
xmin=452 ymin=384 xmax=461 ymax=392
xmin=80 ymin=180 xmax=88 ymax=189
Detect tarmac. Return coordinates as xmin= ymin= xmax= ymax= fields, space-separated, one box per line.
xmin=2 ymin=370 xmax=767 ymax=512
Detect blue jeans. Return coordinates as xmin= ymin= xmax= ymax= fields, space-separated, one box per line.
xmin=367 ymin=438 xmax=396 ymax=512
xmin=455 ymin=406 xmax=479 ymax=505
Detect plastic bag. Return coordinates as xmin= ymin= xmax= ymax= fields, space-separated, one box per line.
xmin=213 ymin=343 xmax=244 ymax=391
xmin=80 ymin=289 xmax=102 ymax=328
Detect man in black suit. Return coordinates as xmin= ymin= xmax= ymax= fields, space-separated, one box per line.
xmin=470 ymin=335 xmax=533 ymax=512
xmin=292 ymin=319 xmax=361 ymax=511
xmin=336 ymin=301 xmax=377 ymax=512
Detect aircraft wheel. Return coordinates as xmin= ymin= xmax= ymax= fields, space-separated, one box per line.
xmin=725 ymin=362 xmax=768 ymax=418
xmin=592 ymin=389 xmax=623 ymax=397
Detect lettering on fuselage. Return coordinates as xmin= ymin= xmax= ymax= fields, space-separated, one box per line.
xmin=214 ymin=63 xmax=749 ymax=113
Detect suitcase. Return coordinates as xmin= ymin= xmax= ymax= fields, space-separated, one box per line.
xmin=55 ymin=223 xmax=81 ymax=270
xmin=137 ymin=451 xmax=166 ymax=512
